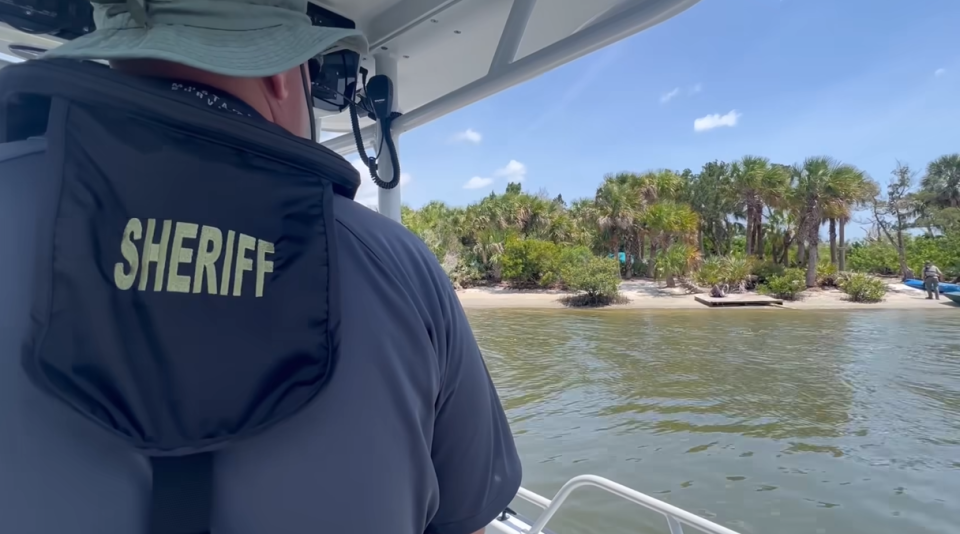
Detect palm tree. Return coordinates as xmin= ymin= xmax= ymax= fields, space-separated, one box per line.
xmin=729 ymin=156 xmax=788 ymax=258
xmin=687 ymin=161 xmax=740 ymax=256
xmin=791 ymin=156 xmax=834 ymax=287
xmin=594 ymin=177 xmax=636 ymax=276
xmin=792 ymin=157 xmax=862 ymax=286
xmin=763 ymin=207 xmax=795 ymax=265
xmin=835 ymin=173 xmax=878 ymax=271
xmin=758 ymin=163 xmax=792 ymax=258
xmin=644 ymin=201 xmax=700 ymax=286
xmin=568 ymin=198 xmax=602 ymax=250
xmin=921 ymin=153 xmax=960 ymax=209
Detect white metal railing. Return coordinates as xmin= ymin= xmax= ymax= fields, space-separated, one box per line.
xmin=489 ymin=474 xmax=742 ymax=534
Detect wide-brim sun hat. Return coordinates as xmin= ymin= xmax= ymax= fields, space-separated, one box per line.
xmin=44 ymin=0 xmax=368 ymax=78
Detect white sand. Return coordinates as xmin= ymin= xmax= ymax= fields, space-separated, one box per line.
xmin=456 ymin=279 xmax=956 ymax=311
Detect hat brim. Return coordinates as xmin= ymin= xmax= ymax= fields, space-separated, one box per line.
xmin=44 ymin=24 xmax=367 ymax=78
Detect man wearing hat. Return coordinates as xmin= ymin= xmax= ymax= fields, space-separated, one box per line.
xmin=0 ymin=2 xmax=521 ymax=533
xmin=923 ymin=261 xmax=943 ymax=300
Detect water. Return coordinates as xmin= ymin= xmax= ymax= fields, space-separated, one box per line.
xmin=470 ymin=309 xmax=960 ymax=534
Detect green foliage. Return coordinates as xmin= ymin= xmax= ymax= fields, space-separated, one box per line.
xmin=559 ymin=246 xmax=594 ymax=268
xmin=631 ymin=258 xmax=649 ymax=278
xmin=560 ymin=256 xmax=623 ymax=307
xmin=398 ymin=152 xmax=958 ymax=294
xmin=907 ymin=235 xmax=960 ymax=280
xmin=500 ymin=237 xmax=563 ymax=288
xmin=693 ymin=257 xmax=726 ymax=286
xmin=729 ymin=236 xmax=747 ymax=257
xmin=844 ymin=235 xmax=960 ymax=280
xmin=847 ymin=241 xmax=901 ymax=275
xmin=838 ymin=272 xmax=888 ymax=303
xmin=694 ymin=256 xmax=753 ymax=289
xmin=445 ymin=257 xmax=484 ymax=289
xmin=751 ymin=261 xmax=785 ymax=285
xmin=655 ymin=243 xmax=695 ymax=284
xmin=760 ymin=268 xmax=807 ymax=300
xmin=721 ymin=256 xmax=753 ymax=289
xmin=817 ymin=260 xmax=839 ymax=287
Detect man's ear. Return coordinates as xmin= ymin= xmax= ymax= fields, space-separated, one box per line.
xmin=265 ymin=72 xmax=291 ymax=102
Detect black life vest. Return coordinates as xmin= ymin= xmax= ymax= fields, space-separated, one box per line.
xmin=0 ymin=58 xmax=360 ymax=533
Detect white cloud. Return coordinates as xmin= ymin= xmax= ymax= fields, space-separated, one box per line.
xmin=693 ymin=110 xmax=741 ymax=132
xmin=350 ymin=158 xmax=412 ymax=209
xmin=493 ymin=159 xmax=527 ymax=182
xmin=660 ymin=87 xmax=680 ymax=103
xmin=450 ymin=128 xmax=483 ymax=144
xmin=464 ymin=176 xmax=494 ymax=189
xmin=934 ymin=68 xmax=946 ymax=77
xmin=688 ymin=83 xmax=703 ymax=95
xmin=463 ymin=159 xmax=527 ymax=190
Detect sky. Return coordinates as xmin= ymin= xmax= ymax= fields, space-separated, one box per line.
xmin=342 ymin=0 xmax=960 ymax=239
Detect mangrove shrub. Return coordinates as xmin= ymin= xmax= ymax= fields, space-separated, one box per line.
xmin=561 ymin=256 xmax=623 ymax=307
xmin=838 ymin=273 xmax=888 ymax=303
xmin=500 ymin=237 xmax=562 ymax=288
xmin=760 ymin=268 xmax=807 ymax=300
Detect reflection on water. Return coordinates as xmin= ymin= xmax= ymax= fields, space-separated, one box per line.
xmin=471 ymin=309 xmax=960 ymax=534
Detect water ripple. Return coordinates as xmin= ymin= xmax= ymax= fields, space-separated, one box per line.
xmin=470 ymin=309 xmax=960 ymax=534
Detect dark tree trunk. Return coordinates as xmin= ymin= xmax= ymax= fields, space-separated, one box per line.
xmin=806 ymin=212 xmax=820 ymax=287
xmin=806 ymin=242 xmax=819 ymax=287
xmin=647 ymin=242 xmax=658 ymax=278
xmin=895 ymin=224 xmax=909 ymax=279
xmin=755 ymin=210 xmax=765 ymax=259
xmin=828 ymin=218 xmax=837 ymax=265
xmin=838 ymin=219 xmax=846 ymax=271
xmin=781 ymin=230 xmax=793 ymax=265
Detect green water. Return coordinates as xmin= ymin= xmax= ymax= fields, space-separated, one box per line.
xmin=471 ymin=309 xmax=960 ymax=534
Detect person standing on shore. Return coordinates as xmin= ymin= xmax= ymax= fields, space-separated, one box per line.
xmin=923 ymin=261 xmax=943 ymax=300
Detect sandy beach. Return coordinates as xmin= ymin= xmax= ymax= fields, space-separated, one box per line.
xmin=457 ymin=279 xmax=958 ymax=311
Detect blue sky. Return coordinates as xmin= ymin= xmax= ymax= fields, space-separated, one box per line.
xmin=352 ymin=0 xmax=959 ymax=238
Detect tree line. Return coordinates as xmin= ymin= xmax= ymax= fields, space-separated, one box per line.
xmin=401 ymin=154 xmax=960 ymax=291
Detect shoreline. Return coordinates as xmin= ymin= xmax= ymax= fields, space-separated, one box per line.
xmin=457 ymin=279 xmax=958 ymax=311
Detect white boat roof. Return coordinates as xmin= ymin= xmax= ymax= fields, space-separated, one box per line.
xmin=1 ymin=0 xmax=699 ymax=151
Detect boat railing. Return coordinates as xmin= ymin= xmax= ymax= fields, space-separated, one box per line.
xmin=488 ymin=474 xmax=742 ymax=534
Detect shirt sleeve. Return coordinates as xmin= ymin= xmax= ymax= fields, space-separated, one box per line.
xmin=426 ymin=284 xmax=522 ymax=534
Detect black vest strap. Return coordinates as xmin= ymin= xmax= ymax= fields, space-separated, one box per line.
xmin=149 ymin=454 xmax=214 ymax=534
xmin=0 ymin=59 xmax=358 ymax=531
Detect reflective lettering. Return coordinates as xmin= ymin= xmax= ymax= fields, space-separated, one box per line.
xmin=233 ymin=233 xmax=256 ymax=297
xmin=167 ymin=222 xmax=199 ymax=293
xmin=114 ymin=218 xmax=142 ymax=290
xmin=220 ymin=230 xmax=235 ymax=296
xmin=192 ymin=226 xmax=222 ymax=294
xmin=138 ymin=219 xmax=172 ymax=292
xmin=117 ymin=219 xmax=275 ymax=297
xmin=256 ymin=239 xmax=275 ymax=298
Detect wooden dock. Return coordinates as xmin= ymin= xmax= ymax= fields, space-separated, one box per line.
xmin=695 ymin=294 xmax=784 ymax=307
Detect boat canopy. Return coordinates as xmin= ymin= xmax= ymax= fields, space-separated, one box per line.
xmin=1 ymin=0 xmax=699 ymax=219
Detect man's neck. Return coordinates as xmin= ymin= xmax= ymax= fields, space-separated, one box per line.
xmin=161 ymin=78 xmax=265 ymax=119
xmin=111 ymin=59 xmax=276 ymax=121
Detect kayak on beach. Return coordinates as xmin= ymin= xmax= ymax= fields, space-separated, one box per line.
xmin=903 ymin=279 xmax=960 ymax=293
